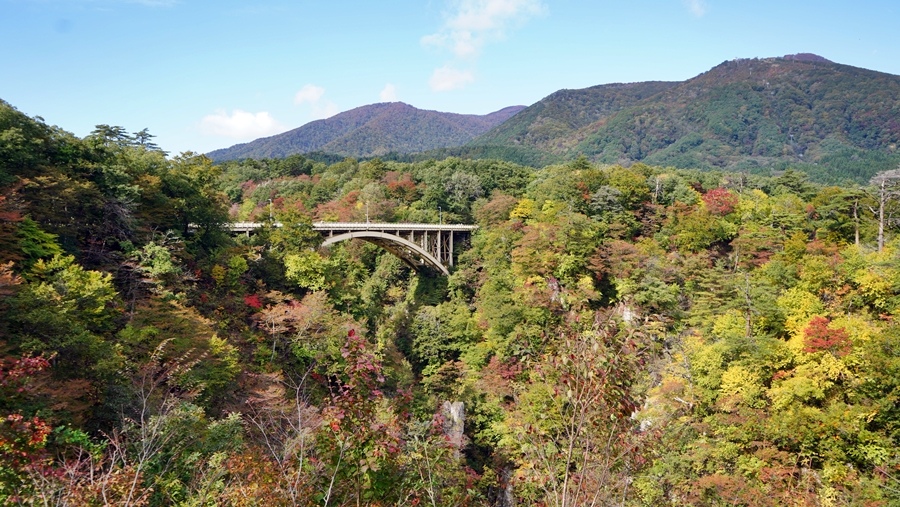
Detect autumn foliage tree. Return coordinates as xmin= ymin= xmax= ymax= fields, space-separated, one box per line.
xmin=701 ymin=187 xmax=739 ymax=216
xmin=7 ymin=95 xmax=900 ymax=506
xmin=802 ymin=316 xmax=851 ymax=356
xmin=316 ymin=329 xmax=405 ymax=506
xmin=0 ymin=354 xmax=52 ymax=502
xmin=502 ymin=312 xmax=653 ymax=507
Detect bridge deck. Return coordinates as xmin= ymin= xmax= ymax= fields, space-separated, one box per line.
xmin=228 ymin=221 xmax=477 ymax=233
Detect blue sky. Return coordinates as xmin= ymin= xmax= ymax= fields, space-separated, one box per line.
xmin=3 ymin=0 xmax=899 ymax=155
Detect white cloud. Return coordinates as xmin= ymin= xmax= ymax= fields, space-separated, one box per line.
xmin=423 ymin=0 xmax=547 ymax=58
xmin=684 ymin=0 xmax=707 ymax=17
xmin=311 ymin=101 xmax=339 ymax=120
xmin=429 ymin=65 xmax=475 ymax=91
xmin=423 ymin=0 xmax=545 ymax=91
xmin=294 ymin=84 xmax=326 ymax=105
xmin=380 ymin=83 xmax=398 ymax=102
xmin=293 ymin=84 xmax=339 ymax=119
xmin=199 ymin=109 xmax=285 ymax=139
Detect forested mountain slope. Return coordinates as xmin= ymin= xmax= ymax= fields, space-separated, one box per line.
xmin=207 ymin=102 xmax=525 ymax=161
xmin=2 ymin=97 xmax=900 ymax=506
xmin=470 ymin=55 xmax=900 ymax=183
xmin=470 ymin=80 xmax=679 ymax=152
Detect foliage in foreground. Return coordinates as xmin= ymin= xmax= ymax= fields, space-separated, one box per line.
xmin=1 ymin=99 xmax=900 ymax=505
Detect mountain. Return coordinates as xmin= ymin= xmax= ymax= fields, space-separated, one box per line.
xmin=469 ymin=81 xmax=679 ymax=154
xmin=468 ymin=55 xmax=900 ymax=183
xmin=209 ymin=56 xmax=900 ymax=183
xmin=207 ymin=102 xmax=525 ymax=162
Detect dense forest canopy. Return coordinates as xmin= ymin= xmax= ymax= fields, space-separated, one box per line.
xmin=1 ymin=98 xmax=900 ymax=506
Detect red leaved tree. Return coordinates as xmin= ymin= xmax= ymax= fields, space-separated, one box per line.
xmin=0 ymin=354 xmax=52 ymax=502
xmin=702 ymin=188 xmax=739 ymax=216
xmin=802 ymin=316 xmax=851 ymax=357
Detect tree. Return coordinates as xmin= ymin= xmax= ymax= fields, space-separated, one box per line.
xmin=152 ymin=152 xmax=228 ymax=246
xmin=0 ymin=353 xmax=52 ymax=503
xmin=802 ymin=316 xmax=851 ymax=357
xmin=502 ymin=313 xmax=652 ymax=506
xmin=868 ymin=167 xmax=900 ymax=251
xmin=445 ymin=171 xmax=483 ymax=220
xmin=87 ymin=124 xmax=130 ymax=147
xmin=241 ymin=370 xmax=321 ymax=505
xmin=10 ymin=254 xmax=119 ymax=379
xmin=810 ymin=186 xmax=867 ymax=245
xmin=284 ymin=251 xmax=331 ymax=292
xmin=131 ymin=128 xmax=162 ymax=152
xmin=316 ymin=330 xmax=405 ymax=506
xmin=270 ymin=208 xmax=321 ymax=256
xmin=15 ymin=217 xmax=62 ymax=269
xmin=701 ymin=187 xmax=739 ymax=216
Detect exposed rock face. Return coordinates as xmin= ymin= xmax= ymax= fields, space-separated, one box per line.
xmin=617 ymin=301 xmax=639 ymax=326
xmin=441 ymin=400 xmax=465 ymax=453
xmin=500 ymin=466 xmax=516 ymax=507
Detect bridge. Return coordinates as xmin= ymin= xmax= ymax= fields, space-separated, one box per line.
xmin=230 ymin=222 xmax=477 ymax=276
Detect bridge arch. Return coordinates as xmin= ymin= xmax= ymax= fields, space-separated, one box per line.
xmin=321 ymin=231 xmax=449 ymax=276
xmin=226 ymin=221 xmax=477 ymax=276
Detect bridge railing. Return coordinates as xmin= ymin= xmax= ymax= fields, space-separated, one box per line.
xmin=228 ymin=221 xmax=478 ymax=233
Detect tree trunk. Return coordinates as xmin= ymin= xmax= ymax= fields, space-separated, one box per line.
xmin=878 ymin=179 xmax=886 ymax=252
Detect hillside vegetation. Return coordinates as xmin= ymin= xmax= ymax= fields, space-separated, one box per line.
xmin=2 ymin=99 xmax=900 ymax=505
xmin=471 ymin=81 xmax=678 ymax=153
xmin=469 ymin=56 xmax=900 ymax=183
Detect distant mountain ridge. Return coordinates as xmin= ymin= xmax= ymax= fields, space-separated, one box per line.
xmin=207 ymin=102 xmax=525 ymax=161
xmin=466 ymin=54 xmax=900 ymax=182
xmin=210 ymin=55 xmax=900 ymax=183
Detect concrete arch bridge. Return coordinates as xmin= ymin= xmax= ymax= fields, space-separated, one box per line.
xmin=229 ymin=222 xmax=477 ymax=276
